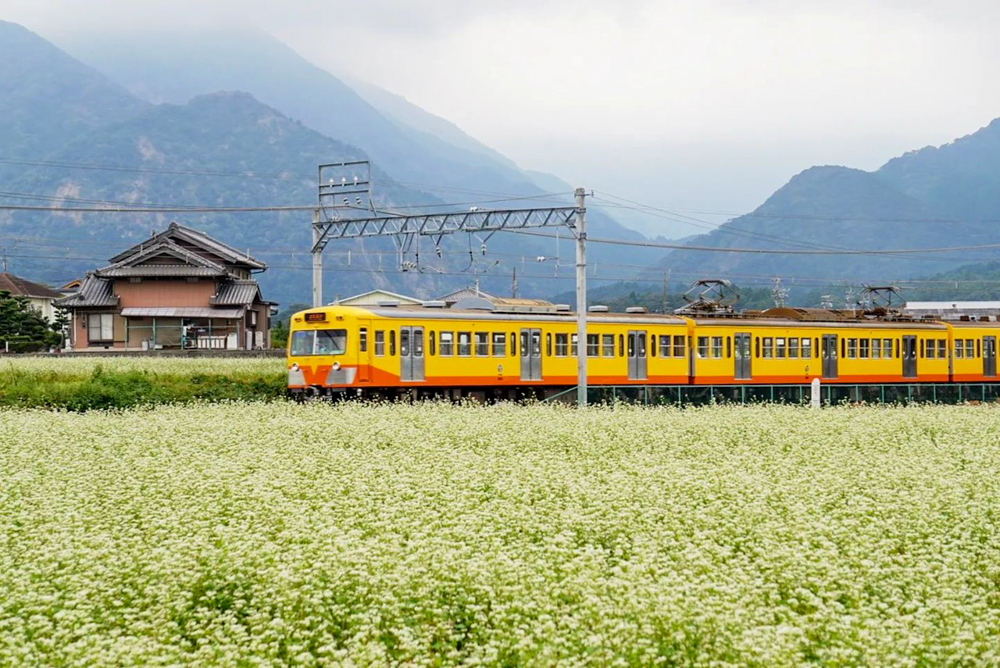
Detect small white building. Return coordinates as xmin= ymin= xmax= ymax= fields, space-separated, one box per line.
xmin=0 ymin=272 xmax=62 ymax=322
xmin=904 ymin=301 xmax=1000 ymax=320
xmin=333 ymin=289 xmax=423 ymax=306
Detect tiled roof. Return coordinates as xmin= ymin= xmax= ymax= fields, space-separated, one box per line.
xmin=0 ymin=272 xmax=62 ymax=299
xmin=108 ymin=222 xmax=266 ymax=270
xmin=53 ymin=274 xmax=117 ymax=307
xmin=98 ymin=265 xmax=225 ymax=278
xmin=95 ymin=239 xmax=229 ymax=278
xmin=121 ymin=307 xmax=246 ymax=319
xmin=210 ymin=280 xmax=261 ymax=306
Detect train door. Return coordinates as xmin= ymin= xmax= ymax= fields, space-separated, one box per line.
xmin=357 ymin=320 xmax=371 ymax=383
xmin=627 ymin=331 xmax=647 ymax=380
xmin=984 ymin=336 xmax=997 ymax=378
xmin=902 ymin=335 xmax=917 ymax=379
xmin=399 ymin=326 xmax=425 ymax=382
xmin=734 ymin=332 xmax=752 ymax=380
xmin=821 ymin=334 xmax=838 ymax=379
xmin=519 ymin=328 xmax=542 ymax=381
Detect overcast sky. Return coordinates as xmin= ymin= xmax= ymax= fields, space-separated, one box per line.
xmin=4 ymin=0 xmax=999 ymax=236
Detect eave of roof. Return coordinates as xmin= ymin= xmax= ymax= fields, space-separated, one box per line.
xmin=0 ymin=272 xmax=62 ymax=299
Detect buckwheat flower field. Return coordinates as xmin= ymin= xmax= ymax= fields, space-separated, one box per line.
xmin=2 ymin=402 xmax=1000 ymax=665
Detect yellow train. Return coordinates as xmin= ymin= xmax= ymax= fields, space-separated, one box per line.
xmin=286 ymin=299 xmax=1000 ymax=399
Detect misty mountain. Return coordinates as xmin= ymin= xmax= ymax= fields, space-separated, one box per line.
xmin=654 ymin=119 xmax=1000 ymax=291
xmin=2 ymin=90 xmax=447 ymax=302
xmin=0 ymin=21 xmax=148 ymax=174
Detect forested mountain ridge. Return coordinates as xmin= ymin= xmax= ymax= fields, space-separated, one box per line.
xmin=0 ymin=21 xmax=148 ymax=174
xmin=655 ymin=119 xmax=1000 ymax=288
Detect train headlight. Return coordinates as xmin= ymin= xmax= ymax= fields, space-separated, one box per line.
xmin=290 ymin=363 xmax=299 ymax=372
xmin=332 ymin=361 xmax=341 ymax=371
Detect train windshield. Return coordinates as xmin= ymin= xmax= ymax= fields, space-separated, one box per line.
xmin=290 ymin=329 xmax=347 ymax=356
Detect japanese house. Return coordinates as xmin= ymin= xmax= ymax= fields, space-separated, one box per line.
xmin=55 ymin=223 xmax=275 ymax=351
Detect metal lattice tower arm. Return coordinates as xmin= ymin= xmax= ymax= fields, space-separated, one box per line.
xmin=311 ymin=207 xmax=579 ymax=253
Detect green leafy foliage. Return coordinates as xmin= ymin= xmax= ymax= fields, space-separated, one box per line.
xmin=0 ymin=290 xmax=61 ymax=352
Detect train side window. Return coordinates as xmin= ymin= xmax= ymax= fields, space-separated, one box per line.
xmin=492 ymin=332 xmax=506 ymax=357
xmin=619 ymin=334 xmax=624 ymax=357
xmin=428 ymin=331 xmax=436 ymax=356
xmin=841 ymin=338 xmax=846 ymax=358
xmin=726 ymin=336 xmax=732 ymax=359
xmin=510 ymin=332 xmax=517 ymax=357
xmin=673 ymin=335 xmax=685 ymax=358
xmin=555 ymin=333 xmax=568 ymax=357
xmin=762 ymin=337 xmax=773 ymax=359
xmin=800 ymin=337 xmax=810 ymax=359
xmin=977 ymin=339 xmax=982 ymax=358
xmin=847 ymin=338 xmax=857 ymax=359
xmin=788 ymin=337 xmax=798 ymax=359
xmin=967 ymin=339 xmax=975 ymax=358
xmin=638 ymin=333 xmax=647 ymax=358
xmin=374 ymin=330 xmax=385 ymax=356
xmin=458 ymin=332 xmax=472 ymax=356
xmin=712 ymin=336 xmax=723 ymax=359
xmin=859 ymin=338 xmax=869 ymax=359
xmin=938 ymin=339 xmax=947 ymax=359
xmin=603 ymin=334 xmax=615 ymax=357
xmin=650 ymin=335 xmax=657 ymax=357
xmin=546 ymin=333 xmax=552 ymax=357
xmin=775 ymin=337 xmax=786 ymax=359
xmin=895 ymin=339 xmax=900 ymax=358
xmin=475 ymin=332 xmax=489 ymax=357
xmin=920 ymin=339 xmax=925 ymax=359
xmin=440 ymin=331 xmax=454 ymax=356
xmin=389 ymin=330 xmax=396 ymax=356
xmin=359 ymin=328 xmax=368 ymax=353
xmin=881 ymin=338 xmax=891 ymax=359
xmin=955 ymin=339 xmax=964 ymax=359
xmin=755 ymin=337 xmax=760 ymax=358
xmin=814 ymin=338 xmax=819 ymax=358
xmin=872 ymin=338 xmax=881 ymax=359
xmin=587 ymin=334 xmax=599 ymax=357
xmin=571 ymin=333 xmax=578 ymax=357
xmin=697 ymin=336 xmax=709 ymax=359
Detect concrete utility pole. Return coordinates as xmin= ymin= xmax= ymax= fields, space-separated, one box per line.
xmin=312 ymin=209 xmax=323 ymax=307
xmin=574 ymin=187 xmax=588 ymax=406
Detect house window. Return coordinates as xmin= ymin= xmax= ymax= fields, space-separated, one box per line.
xmin=88 ymin=313 xmax=114 ymax=343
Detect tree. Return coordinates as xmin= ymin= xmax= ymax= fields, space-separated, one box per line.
xmin=0 ymin=290 xmax=61 ymax=352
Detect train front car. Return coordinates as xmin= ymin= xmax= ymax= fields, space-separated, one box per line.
xmin=286 ymin=305 xmax=361 ymax=398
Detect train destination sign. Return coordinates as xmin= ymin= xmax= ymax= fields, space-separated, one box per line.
xmin=304 ymin=312 xmax=327 ymax=322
